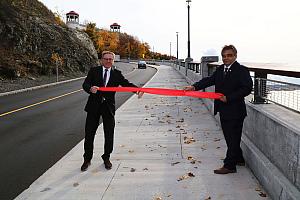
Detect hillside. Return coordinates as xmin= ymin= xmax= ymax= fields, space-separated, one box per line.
xmin=0 ymin=0 xmax=98 ymax=80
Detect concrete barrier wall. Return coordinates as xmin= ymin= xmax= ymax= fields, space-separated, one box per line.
xmin=164 ymin=61 xmax=300 ymax=200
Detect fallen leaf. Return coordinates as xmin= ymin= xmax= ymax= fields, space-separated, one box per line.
xmin=205 ymin=196 xmax=211 ymax=200
xmin=130 ymin=168 xmax=136 ymax=172
xmin=171 ymin=161 xmax=180 ymax=166
xmin=40 ymin=188 xmax=51 ymax=192
xmin=187 ymin=156 xmax=194 ymax=160
xmin=184 ymin=137 xmax=196 ymax=144
xmin=177 ymin=172 xmax=195 ymax=181
xmin=177 ymin=175 xmax=189 ymax=181
xmin=255 ymin=188 xmax=262 ymax=191
xmin=214 ymin=138 xmax=221 ymax=142
xmin=176 ymin=118 xmax=184 ymax=122
xmin=184 ymin=107 xmax=192 ymax=112
xmin=73 ymin=182 xmax=79 ymax=187
xmin=119 ymin=144 xmax=125 ymax=147
xmin=143 ymin=168 xmax=149 ymax=171
xmin=187 ymin=172 xmax=195 ymax=177
xmin=201 ymin=146 xmax=207 ymax=150
xmin=128 ymin=150 xmax=134 ymax=153
xmin=259 ymin=192 xmax=267 ymax=197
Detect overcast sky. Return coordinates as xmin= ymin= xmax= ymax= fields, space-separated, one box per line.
xmin=39 ymin=0 xmax=300 ymax=65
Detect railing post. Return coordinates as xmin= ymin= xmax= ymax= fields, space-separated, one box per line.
xmin=253 ymin=71 xmax=267 ymax=104
xmin=196 ymin=63 xmax=199 ymax=73
xmin=185 ymin=57 xmax=192 ymax=76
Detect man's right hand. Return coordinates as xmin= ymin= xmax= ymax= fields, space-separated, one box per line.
xmin=90 ymin=86 xmax=99 ymax=94
xmin=183 ymin=86 xmax=195 ymax=91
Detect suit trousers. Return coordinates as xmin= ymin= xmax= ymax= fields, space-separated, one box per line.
xmin=83 ymin=104 xmax=115 ymax=161
xmin=220 ymin=117 xmax=245 ymax=170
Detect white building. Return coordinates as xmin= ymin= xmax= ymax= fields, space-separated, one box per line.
xmin=66 ymin=11 xmax=86 ymax=30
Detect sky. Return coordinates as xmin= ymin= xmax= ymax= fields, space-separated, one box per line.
xmin=39 ymin=0 xmax=300 ymax=66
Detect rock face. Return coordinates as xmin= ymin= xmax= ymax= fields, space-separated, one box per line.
xmin=0 ymin=0 xmax=98 ymax=79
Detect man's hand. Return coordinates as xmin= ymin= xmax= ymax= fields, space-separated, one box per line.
xmin=183 ymin=86 xmax=195 ymax=91
xmin=90 ymin=86 xmax=99 ymax=94
xmin=219 ymin=95 xmax=227 ymax=102
xmin=137 ymin=91 xmax=144 ymax=99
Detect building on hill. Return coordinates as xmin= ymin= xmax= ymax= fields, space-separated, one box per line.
xmin=110 ymin=23 xmax=121 ymax=32
xmin=66 ymin=11 xmax=86 ymax=30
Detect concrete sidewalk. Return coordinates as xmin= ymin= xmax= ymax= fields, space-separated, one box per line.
xmin=16 ymin=65 xmax=270 ymax=200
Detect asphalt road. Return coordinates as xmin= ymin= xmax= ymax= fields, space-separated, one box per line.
xmin=0 ymin=63 xmax=156 ymax=200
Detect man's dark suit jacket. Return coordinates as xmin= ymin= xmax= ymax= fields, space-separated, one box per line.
xmin=82 ymin=66 xmax=137 ymax=114
xmin=193 ymin=61 xmax=253 ymax=120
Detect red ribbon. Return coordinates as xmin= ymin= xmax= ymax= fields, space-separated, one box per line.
xmin=97 ymin=87 xmax=223 ymax=99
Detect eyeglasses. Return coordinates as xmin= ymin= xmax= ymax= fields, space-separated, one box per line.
xmin=102 ymin=58 xmax=114 ymax=61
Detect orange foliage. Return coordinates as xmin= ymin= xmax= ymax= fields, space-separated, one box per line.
xmin=84 ymin=22 xmax=172 ymax=60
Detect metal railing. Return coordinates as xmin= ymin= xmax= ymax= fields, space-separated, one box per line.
xmin=161 ymin=59 xmax=300 ymax=113
xmin=256 ymin=78 xmax=300 ymax=113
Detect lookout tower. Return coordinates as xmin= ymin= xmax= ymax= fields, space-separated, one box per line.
xmin=66 ymin=11 xmax=79 ymax=24
xmin=110 ymin=23 xmax=121 ymax=32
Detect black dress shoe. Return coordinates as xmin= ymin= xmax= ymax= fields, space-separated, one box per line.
xmin=103 ymin=159 xmax=112 ymax=170
xmin=214 ymin=167 xmax=236 ymax=174
xmin=81 ymin=161 xmax=91 ymax=171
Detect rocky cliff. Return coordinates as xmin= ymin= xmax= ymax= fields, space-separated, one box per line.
xmin=0 ymin=0 xmax=98 ymax=79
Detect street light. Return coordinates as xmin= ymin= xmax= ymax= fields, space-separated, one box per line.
xmin=169 ymin=42 xmax=172 ymax=59
xmin=186 ymin=0 xmax=192 ymax=60
xmin=185 ymin=0 xmax=193 ymax=75
xmin=176 ymin=32 xmax=179 ymax=60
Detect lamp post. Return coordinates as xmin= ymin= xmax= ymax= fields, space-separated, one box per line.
xmin=169 ymin=42 xmax=172 ymax=59
xmin=176 ymin=32 xmax=179 ymax=60
xmin=185 ymin=0 xmax=193 ymax=75
xmin=187 ymin=0 xmax=191 ymax=59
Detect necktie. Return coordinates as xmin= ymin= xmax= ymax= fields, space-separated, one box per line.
xmin=103 ymin=69 xmax=108 ymax=87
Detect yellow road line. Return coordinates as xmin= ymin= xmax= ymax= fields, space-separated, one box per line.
xmin=0 ymin=89 xmax=83 ymax=117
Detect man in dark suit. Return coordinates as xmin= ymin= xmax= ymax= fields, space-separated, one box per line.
xmin=184 ymin=45 xmax=253 ymax=174
xmin=81 ymin=51 xmax=143 ymax=171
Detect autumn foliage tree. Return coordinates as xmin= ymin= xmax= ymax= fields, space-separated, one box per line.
xmin=84 ymin=22 xmax=171 ymax=60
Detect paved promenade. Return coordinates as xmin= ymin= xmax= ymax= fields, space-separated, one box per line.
xmin=16 ymin=64 xmax=270 ymax=200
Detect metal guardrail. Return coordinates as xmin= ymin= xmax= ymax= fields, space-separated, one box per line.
xmin=161 ymin=59 xmax=300 ymax=113
xmin=256 ymin=78 xmax=300 ymax=113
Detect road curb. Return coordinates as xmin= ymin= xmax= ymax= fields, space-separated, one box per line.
xmin=0 ymin=77 xmax=86 ymax=97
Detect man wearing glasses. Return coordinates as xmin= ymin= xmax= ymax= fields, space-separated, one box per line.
xmin=184 ymin=45 xmax=253 ymax=174
xmin=81 ymin=51 xmax=143 ymax=171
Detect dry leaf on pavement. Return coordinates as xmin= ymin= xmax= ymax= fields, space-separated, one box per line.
xmin=259 ymin=192 xmax=267 ymax=197
xmin=184 ymin=136 xmax=196 ymax=144
xmin=255 ymin=187 xmax=262 ymax=191
xmin=130 ymin=168 xmax=136 ymax=172
xmin=177 ymin=172 xmax=195 ymax=181
xmin=171 ymin=161 xmax=180 ymax=166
